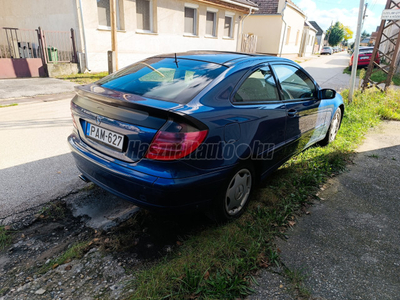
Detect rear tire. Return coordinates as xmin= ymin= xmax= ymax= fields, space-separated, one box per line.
xmin=209 ymin=163 xmax=254 ymax=222
xmin=320 ymin=108 xmax=342 ymax=146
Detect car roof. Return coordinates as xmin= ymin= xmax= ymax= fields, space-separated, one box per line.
xmin=152 ymin=51 xmax=288 ymax=66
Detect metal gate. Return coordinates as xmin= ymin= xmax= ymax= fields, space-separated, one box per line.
xmin=0 ymin=27 xmax=77 ymax=78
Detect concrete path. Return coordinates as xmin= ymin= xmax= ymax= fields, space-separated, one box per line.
xmin=0 ymin=78 xmax=76 ymax=100
xmin=0 ymin=98 xmax=85 ymax=223
xmin=250 ymin=121 xmax=400 ymax=299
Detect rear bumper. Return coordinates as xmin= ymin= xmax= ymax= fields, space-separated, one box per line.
xmin=68 ymin=134 xmax=230 ymax=212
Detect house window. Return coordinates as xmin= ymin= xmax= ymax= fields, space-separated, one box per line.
xmin=224 ymin=14 xmax=234 ymax=38
xmin=295 ymin=30 xmax=300 ymax=46
xmin=286 ymin=26 xmax=291 ymax=45
xmin=206 ymin=9 xmax=217 ymax=37
xmin=97 ymin=0 xmax=123 ymax=30
xmin=137 ymin=0 xmax=152 ymax=32
xmin=184 ymin=5 xmax=198 ymax=35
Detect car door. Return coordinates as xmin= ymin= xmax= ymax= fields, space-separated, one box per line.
xmin=232 ymin=64 xmax=287 ymax=175
xmin=270 ymin=63 xmax=322 ymax=156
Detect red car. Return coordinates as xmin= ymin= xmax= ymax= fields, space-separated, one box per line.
xmin=349 ymin=46 xmax=380 ymax=70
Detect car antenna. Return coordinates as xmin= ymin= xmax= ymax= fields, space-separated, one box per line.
xmin=174 ymin=53 xmax=179 ymax=68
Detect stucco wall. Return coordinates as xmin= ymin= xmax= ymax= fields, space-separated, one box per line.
xmin=243 ymin=15 xmax=282 ymax=55
xmin=80 ymin=0 xmax=244 ymax=72
xmin=0 ymin=0 xmax=79 ymax=32
xmin=280 ymin=5 xmax=305 ymax=55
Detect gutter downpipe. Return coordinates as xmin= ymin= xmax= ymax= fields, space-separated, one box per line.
xmin=279 ymin=1 xmax=288 ymax=57
xmin=237 ymin=7 xmax=254 ymax=52
xmin=78 ymin=0 xmax=90 ymax=72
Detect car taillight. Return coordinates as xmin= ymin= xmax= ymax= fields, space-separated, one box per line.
xmin=145 ymin=121 xmax=208 ymax=161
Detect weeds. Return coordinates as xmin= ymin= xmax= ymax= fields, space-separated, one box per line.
xmin=0 ymin=226 xmax=13 ymax=250
xmin=343 ymin=66 xmax=400 ymax=86
xmin=123 ymin=87 xmax=400 ymax=299
xmin=56 ymin=72 xmax=108 ymax=85
xmin=39 ymin=241 xmax=91 ymax=274
xmin=284 ymin=268 xmax=311 ymax=298
xmin=37 ymin=201 xmax=67 ymax=220
xmin=0 ymin=103 xmax=17 ymax=108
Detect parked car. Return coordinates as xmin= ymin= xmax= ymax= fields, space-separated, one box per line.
xmin=321 ymin=46 xmax=333 ymax=55
xmin=349 ymin=46 xmax=380 ymax=70
xmin=68 ymin=51 xmax=344 ymax=220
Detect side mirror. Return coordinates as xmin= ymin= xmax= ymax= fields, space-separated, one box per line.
xmin=320 ymin=89 xmax=336 ymax=99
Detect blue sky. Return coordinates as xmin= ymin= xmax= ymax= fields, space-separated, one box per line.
xmin=291 ymin=0 xmax=388 ymax=39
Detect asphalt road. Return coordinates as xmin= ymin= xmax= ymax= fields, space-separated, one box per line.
xmin=301 ymin=52 xmax=356 ymax=91
xmin=0 ymin=97 xmax=85 ymax=223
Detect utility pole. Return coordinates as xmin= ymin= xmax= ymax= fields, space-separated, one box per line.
xmin=108 ymin=0 xmax=118 ymax=73
xmin=349 ymin=0 xmax=365 ymax=103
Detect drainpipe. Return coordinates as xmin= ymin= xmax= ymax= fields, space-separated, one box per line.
xmin=78 ymin=0 xmax=90 ymax=72
xmin=279 ymin=1 xmax=288 ymax=57
xmin=237 ymin=7 xmax=254 ymax=52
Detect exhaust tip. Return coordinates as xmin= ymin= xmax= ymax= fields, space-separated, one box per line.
xmin=79 ymin=174 xmax=91 ymax=183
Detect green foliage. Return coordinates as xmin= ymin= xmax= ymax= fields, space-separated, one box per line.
xmin=0 ymin=226 xmax=13 ymax=250
xmin=56 ymin=72 xmax=108 ymax=84
xmin=39 ymin=241 xmax=91 ymax=274
xmin=128 ymin=89 xmax=400 ymax=299
xmin=327 ymin=22 xmax=345 ymax=46
xmin=0 ymin=103 xmax=17 ymax=108
xmin=343 ymin=67 xmax=400 ymax=86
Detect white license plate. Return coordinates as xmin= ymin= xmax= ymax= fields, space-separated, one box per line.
xmin=360 ymin=57 xmax=370 ymax=60
xmin=86 ymin=123 xmax=124 ymax=150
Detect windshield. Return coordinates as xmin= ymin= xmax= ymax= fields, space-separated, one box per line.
xmin=97 ymin=57 xmax=227 ymax=104
xmin=359 ymin=48 xmax=373 ymax=54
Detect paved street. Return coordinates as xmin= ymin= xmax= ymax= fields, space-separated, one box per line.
xmin=301 ymin=52 xmax=355 ymax=91
xmin=0 ymin=97 xmax=85 ymax=223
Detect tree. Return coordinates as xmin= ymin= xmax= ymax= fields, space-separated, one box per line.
xmin=343 ymin=26 xmax=354 ymax=41
xmin=361 ymin=30 xmax=371 ymax=40
xmin=326 ymin=22 xmax=345 ymax=46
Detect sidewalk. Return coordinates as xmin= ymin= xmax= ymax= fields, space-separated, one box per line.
xmin=0 ymin=78 xmax=77 ymax=101
xmin=250 ymin=121 xmax=400 ymax=299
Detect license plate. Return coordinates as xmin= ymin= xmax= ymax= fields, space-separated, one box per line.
xmin=360 ymin=57 xmax=369 ymax=60
xmin=86 ymin=123 xmax=124 ymax=150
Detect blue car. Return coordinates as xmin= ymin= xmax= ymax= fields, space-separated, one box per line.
xmin=68 ymin=51 xmax=344 ymax=220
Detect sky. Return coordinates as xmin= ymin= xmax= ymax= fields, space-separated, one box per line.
xmin=291 ymin=0 xmax=389 ymax=40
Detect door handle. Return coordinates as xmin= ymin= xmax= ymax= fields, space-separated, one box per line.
xmin=288 ymin=109 xmax=298 ymax=117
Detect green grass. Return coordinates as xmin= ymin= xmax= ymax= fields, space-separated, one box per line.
xmin=0 ymin=103 xmax=17 ymax=108
xmin=56 ymin=72 xmax=108 ymax=85
xmin=284 ymin=268 xmax=311 ymax=298
xmin=343 ymin=67 xmax=400 ymax=86
xmin=39 ymin=241 xmax=91 ymax=274
xmin=0 ymin=226 xmax=13 ymax=250
xmin=37 ymin=201 xmax=67 ymax=220
xmin=122 ymin=88 xmax=400 ymax=299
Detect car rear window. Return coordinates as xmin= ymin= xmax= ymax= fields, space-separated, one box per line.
xmin=359 ymin=48 xmax=374 ymax=54
xmin=96 ymin=57 xmax=227 ymax=104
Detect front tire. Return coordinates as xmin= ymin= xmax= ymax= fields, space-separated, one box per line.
xmin=320 ymin=108 xmax=342 ymax=146
xmin=210 ymin=163 xmax=254 ymax=222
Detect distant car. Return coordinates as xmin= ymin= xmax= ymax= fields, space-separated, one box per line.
xmin=68 ymin=51 xmax=344 ymax=220
xmin=349 ymin=47 xmax=380 ymax=70
xmin=321 ymin=46 xmax=333 ymax=55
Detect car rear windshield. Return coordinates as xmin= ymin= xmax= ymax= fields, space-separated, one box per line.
xmin=359 ymin=48 xmax=374 ymax=54
xmin=96 ymin=57 xmax=227 ymax=104
xmin=323 ymin=47 xmax=331 ymax=50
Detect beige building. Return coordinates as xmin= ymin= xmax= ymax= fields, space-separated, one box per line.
xmin=243 ymin=0 xmax=316 ymax=58
xmin=0 ymin=0 xmax=258 ymax=72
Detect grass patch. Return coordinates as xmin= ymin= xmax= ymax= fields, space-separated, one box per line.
xmin=0 ymin=103 xmax=17 ymax=108
xmin=56 ymin=72 xmax=108 ymax=85
xmin=37 ymin=201 xmax=67 ymax=220
xmin=284 ymin=268 xmax=311 ymax=298
xmin=39 ymin=241 xmax=91 ymax=274
xmin=0 ymin=226 xmax=13 ymax=250
xmin=126 ymin=88 xmax=400 ymax=299
xmin=343 ymin=67 xmax=400 ymax=86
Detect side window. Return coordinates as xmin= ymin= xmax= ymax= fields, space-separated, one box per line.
xmin=234 ymin=67 xmax=279 ymax=102
xmin=272 ymin=65 xmax=316 ymax=100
